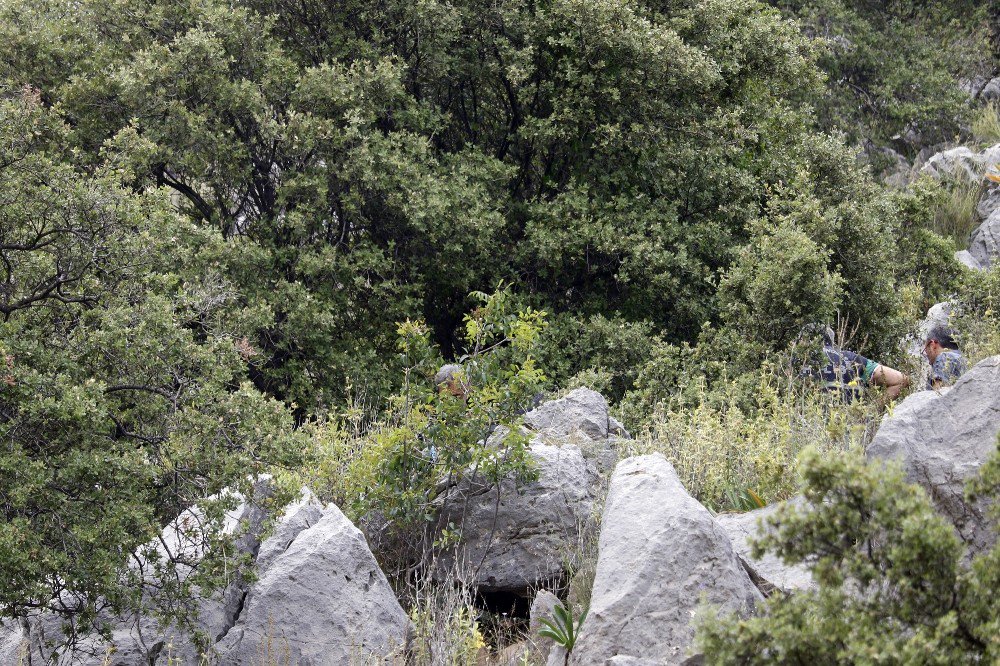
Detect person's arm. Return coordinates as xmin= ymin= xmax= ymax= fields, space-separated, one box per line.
xmin=872 ymin=364 xmax=909 ymax=400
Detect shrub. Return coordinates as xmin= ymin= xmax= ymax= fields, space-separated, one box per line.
xmin=972 ymin=101 xmax=1000 ymax=147
xmin=308 ymin=288 xmax=547 ymax=571
xmin=953 ymin=264 xmax=1000 ymax=365
xmin=620 ymin=374 xmax=880 ymax=512
xmin=718 ymin=223 xmax=843 ymax=351
xmin=697 ymin=441 xmax=1000 ymax=664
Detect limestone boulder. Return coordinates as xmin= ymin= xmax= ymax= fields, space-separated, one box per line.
xmin=524 ymin=387 xmax=615 ymax=441
xmin=920 ymin=146 xmax=981 ymax=182
xmin=955 ymin=250 xmax=982 ymax=271
xmin=571 ymin=454 xmax=761 ymax=666
xmin=867 ymin=356 xmax=1000 ymax=553
xmin=976 ymin=182 xmax=1000 ymax=221
xmin=715 ymin=501 xmax=815 ymax=595
xmin=214 ymin=503 xmax=408 ymax=665
xmin=969 ymin=210 xmax=1000 ymax=269
xmin=436 ymin=439 xmax=599 ymax=593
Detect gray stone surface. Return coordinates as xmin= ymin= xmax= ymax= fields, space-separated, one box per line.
xmin=436 ymin=439 xmax=599 ymax=592
xmin=920 ymin=146 xmax=981 ymax=182
xmin=571 ymin=454 xmax=761 ymax=666
xmin=0 ymin=619 xmax=25 ymax=665
xmin=715 ymin=502 xmax=814 ymax=595
xmin=524 ymin=387 xmax=613 ymax=441
xmin=969 ymin=210 xmax=1000 ymax=269
xmin=955 ymin=250 xmax=983 ymax=270
xmin=976 ymin=183 xmax=1000 ymax=221
xmin=214 ymin=503 xmax=408 ymax=665
xmin=530 ymin=589 xmax=561 ymax=664
xmin=867 ymin=356 xmax=1000 ymax=554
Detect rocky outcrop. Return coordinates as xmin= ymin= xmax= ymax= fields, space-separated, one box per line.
xmin=955 ymin=250 xmax=982 ymax=270
xmin=921 ymin=146 xmax=985 ymax=183
xmin=867 ymin=356 xmax=1000 ymax=554
xmin=571 ymin=454 xmax=761 ymax=666
xmin=969 ymin=210 xmax=1000 ymax=270
xmin=524 ymin=387 xmax=627 ymax=441
xmin=716 ymin=502 xmax=814 ymax=595
xmin=436 ymin=438 xmax=599 ymax=593
xmin=530 ymin=589 xmax=562 ymax=664
xmin=215 ymin=502 xmax=408 ymax=665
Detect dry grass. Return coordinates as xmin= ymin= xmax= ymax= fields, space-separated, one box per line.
xmin=931 ymin=178 xmax=984 ymax=249
xmin=619 ymin=377 xmax=881 ymax=512
xmin=972 ymin=102 xmax=1000 ymax=147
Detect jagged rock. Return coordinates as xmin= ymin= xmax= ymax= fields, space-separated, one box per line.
xmin=436 ymin=439 xmax=599 ymax=593
xmin=920 ymin=143 xmax=1000 ymax=184
xmin=969 ymin=210 xmax=1000 ymax=269
xmin=524 ymin=387 xmax=614 ymax=441
xmin=867 ymin=356 xmax=1000 ymax=554
xmin=920 ymin=146 xmax=981 ymax=182
xmin=530 ymin=589 xmax=561 ymax=663
xmin=981 ymin=76 xmax=1000 ymax=102
xmin=715 ymin=502 xmax=814 ymax=595
xmin=976 ymin=183 xmax=1000 ymax=221
xmin=571 ymin=454 xmax=761 ymax=666
xmin=955 ymin=250 xmax=983 ymax=270
xmin=214 ymin=503 xmax=408 ymax=665
xmin=0 ymin=620 xmax=26 ymax=664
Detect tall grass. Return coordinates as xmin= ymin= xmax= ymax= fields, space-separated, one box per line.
xmin=931 ymin=178 xmax=984 ymax=249
xmin=972 ymin=102 xmax=1000 ymax=147
xmin=619 ymin=376 xmax=882 ymax=512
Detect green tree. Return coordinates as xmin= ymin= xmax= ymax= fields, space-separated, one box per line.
xmin=0 ymin=88 xmax=303 ymax=644
xmin=769 ymin=0 xmax=990 ymax=149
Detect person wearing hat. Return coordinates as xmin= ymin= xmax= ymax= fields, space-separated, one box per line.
xmin=923 ymin=324 xmax=967 ymax=390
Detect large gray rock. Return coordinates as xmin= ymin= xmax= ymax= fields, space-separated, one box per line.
xmin=920 ymin=146 xmax=981 ymax=182
xmin=715 ymin=502 xmax=814 ymax=595
xmin=0 ymin=620 xmax=26 ymax=665
xmin=867 ymin=356 xmax=1000 ymax=553
xmin=969 ymin=210 xmax=1000 ymax=269
xmin=436 ymin=439 xmax=599 ymax=593
xmin=16 ymin=486 xmax=326 ymax=665
xmin=920 ymin=143 xmax=1000 ymax=184
xmin=955 ymin=250 xmax=983 ymax=271
xmin=976 ymin=183 xmax=1000 ymax=221
xmin=530 ymin=589 xmax=561 ymax=664
xmin=524 ymin=388 xmax=615 ymax=441
xmin=214 ymin=503 xmax=408 ymax=665
xmin=571 ymin=455 xmax=761 ymax=666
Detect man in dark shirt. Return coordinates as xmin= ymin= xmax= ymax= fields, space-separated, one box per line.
xmin=798 ymin=325 xmax=909 ymax=401
xmin=923 ymin=325 xmax=967 ymax=390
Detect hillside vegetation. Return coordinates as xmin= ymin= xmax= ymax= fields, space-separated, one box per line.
xmin=1 ymin=0 xmax=999 ymax=661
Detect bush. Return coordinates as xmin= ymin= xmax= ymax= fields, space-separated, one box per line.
xmin=620 ymin=375 xmax=880 ymax=512
xmin=697 ymin=441 xmax=1000 ymax=664
xmin=532 ymin=313 xmax=667 ymax=404
xmin=308 ymin=289 xmax=546 ymax=572
xmin=718 ymin=223 xmax=843 ymax=350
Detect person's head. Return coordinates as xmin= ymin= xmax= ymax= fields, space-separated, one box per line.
xmin=923 ymin=325 xmax=959 ymax=364
xmin=434 ymin=363 xmax=467 ymax=398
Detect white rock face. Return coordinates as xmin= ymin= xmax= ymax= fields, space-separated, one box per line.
xmin=436 ymin=439 xmax=599 ymax=592
xmin=214 ymin=503 xmax=408 ymax=665
xmin=715 ymin=502 xmax=815 ymax=595
xmin=969 ymin=210 xmax=1000 ymax=269
xmin=955 ymin=250 xmax=982 ymax=270
xmin=571 ymin=454 xmax=761 ymax=666
xmin=920 ymin=146 xmax=981 ymax=182
xmin=524 ymin=387 xmax=614 ymax=441
xmin=867 ymin=356 xmax=1000 ymax=553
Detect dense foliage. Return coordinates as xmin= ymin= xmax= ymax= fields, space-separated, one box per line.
xmin=698 ymin=441 xmax=1000 ymax=664
xmin=1 ymin=0 xmax=996 ymax=654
